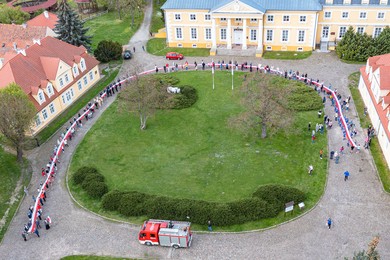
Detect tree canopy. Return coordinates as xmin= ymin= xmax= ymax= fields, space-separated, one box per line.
xmin=0 ymin=83 xmax=37 ymax=162
xmin=0 ymin=4 xmax=29 ymax=24
xmin=54 ymin=0 xmax=92 ymax=52
xmin=336 ymin=26 xmax=390 ymax=62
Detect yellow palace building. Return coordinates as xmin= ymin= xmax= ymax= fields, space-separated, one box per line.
xmin=161 ymin=0 xmax=390 ymax=57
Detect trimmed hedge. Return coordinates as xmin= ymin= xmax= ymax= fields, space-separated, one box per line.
xmin=83 ymin=180 xmax=108 ymax=198
xmin=72 ymin=166 xmax=99 ymax=185
xmin=287 ymin=84 xmax=323 ymax=111
xmin=81 ymin=172 xmax=105 ymax=190
xmin=100 ymin=184 xmax=306 ymax=226
xmin=172 ymin=85 xmax=198 ymax=109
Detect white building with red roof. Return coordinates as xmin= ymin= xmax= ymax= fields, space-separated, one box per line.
xmin=359 ymin=53 xmax=390 ymax=169
xmin=0 ymin=36 xmax=100 ymax=134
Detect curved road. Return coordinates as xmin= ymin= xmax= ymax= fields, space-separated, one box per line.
xmin=1 ymin=1 xmax=389 ymax=259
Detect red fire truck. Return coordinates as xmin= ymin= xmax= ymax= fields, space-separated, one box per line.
xmin=138 ymin=219 xmax=192 ymax=249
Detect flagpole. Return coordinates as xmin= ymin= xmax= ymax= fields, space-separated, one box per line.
xmin=231 ymin=62 xmax=234 ymax=90
xmin=212 ymin=59 xmax=215 ymax=90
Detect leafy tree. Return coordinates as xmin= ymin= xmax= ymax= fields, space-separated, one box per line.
xmin=94 ymin=40 xmax=122 ymax=62
xmin=54 ymin=0 xmax=92 ymax=52
xmin=231 ymin=73 xmax=293 ymax=139
xmin=0 ymin=4 xmax=29 ymax=24
xmin=0 ymin=83 xmax=36 ymax=163
xmin=101 ymin=0 xmax=144 ymax=23
xmin=374 ymin=26 xmax=390 ymax=55
xmin=336 ymin=26 xmax=357 ymax=61
xmin=118 ymin=72 xmax=169 ymax=130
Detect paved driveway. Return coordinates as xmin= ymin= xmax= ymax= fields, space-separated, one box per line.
xmin=1 ymin=0 xmax=389 ymax=259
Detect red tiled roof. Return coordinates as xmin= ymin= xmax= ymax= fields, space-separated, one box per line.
xmin=0 ymin=36 xmax=99 ymax=111
xmin=0 ymin=24 xmax=48 ymax=59
xmin=27 ymin=11 xmax=58 ymax=29
xmin=379 ymin=66 xmax=390 ymax=90
xmin=360 ymin=66 xmax=390 ymax=141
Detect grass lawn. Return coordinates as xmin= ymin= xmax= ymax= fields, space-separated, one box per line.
xmin=0 ymin=148 xmax=30 ymax=242
xmin=348 ymin=72 xmax=390 ymax=192
xmin=150 ymin=0 xmax=165 ymax=33
xmin=28 ymin=70 xmax=119 ymax=147
xmin=147 ymin=38 xmax=210 ymax=57
xmin=263 ymin=51 xmax=312 ymax=60
xmin=85 ymin=11 xmax=144 ymax=51
xmin=69 ymin=71 xmax=327 ymax=231
xmin=62 ymin=256 xmax=131 ymax=260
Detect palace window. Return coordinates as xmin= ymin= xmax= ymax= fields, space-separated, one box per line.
xmin=175 ymin=14 xmax=181 ymax=20
xmin=49 ymin=103 xmax=55 ymax=114
xmin=300 ymin=16 xmax=306 ymax=22
xmin=205 ymin=14 xmax=211 ymax=21
xmin=377 ymin=12 xmax=385 ymax=19
xmin=250 ymin=18 xmax=257 ymax=23
xmin=283 ymin=15 xmax=290 ymax=22
xmin=65 ymin=91 xmax=71 ymax=102
xmin=339 ymin=26 xmax=347 ymax=38
xmin=89 ymin=71 xmax=93 ymax=81
xmin=324 ymin=12 xmax=331 ymax=18
xmin=220 ymin=18 xmax=227 ymax=21
xmin=59 ymin=78 xmax=64 ymax=87
xmin=342 ymin=12 xmax=349 ymax=19
xmin=35 ymin=116 xmax=41 ymax=127
xmin=176 ymin=28 xmax=183 ymax=39
xmin=360 ymin=12 xmax=367 ymax=19
xmin=235 ymin=18 xmax=242 ymax=22
xmin=298 ymin=30 xmax=305 ymax=42
xmin=266 ymin=30 xmax=273 ymax=41
xmin=267 ymin=15 xmax=274 ymax=22
xmin=220 ymin=28 xmax=227 ymax=40
xmin=190 ymin=14 xmax=196 ymax=21
xmin=83 ymin=76 xmax=88 ymax=85
xmin=282 ymin=30 xmax=289 ymax=42
xmin=373 ymin=27 xmax=383 ymax=38
xmin=70 ymin=88 xmax=74 ymax=97
xmin=250 ymin=29 xmax=257 ymax=41
xmin=357 ymin=27 xmax=364 ymax=34
xmin=78 ymin=81 xmax=82 ymax=90
xmin=42 ymin=109 xmax=48 ymax=120
xmin=205 ymin=28 xmax=212 ymax=40
xmin=191 ymin=28 xmax=197 ymax=40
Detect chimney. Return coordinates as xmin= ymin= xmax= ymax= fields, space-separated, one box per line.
xmin=33 ymin=39 xmax=41 ymax=45
xmin=18 ymin=49 xmax=26 ymax=56
xmin=44 ymin=11 xmax=49 ymax=19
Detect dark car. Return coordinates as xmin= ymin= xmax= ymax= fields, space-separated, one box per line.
xmin=123 ymin=50 xmax=132 ymax=60
xmin=166 ymin=52 xmax=184 ymax=60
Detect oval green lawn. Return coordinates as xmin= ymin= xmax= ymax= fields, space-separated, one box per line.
xmin=70 ymin=71 xmax=327 ymax=208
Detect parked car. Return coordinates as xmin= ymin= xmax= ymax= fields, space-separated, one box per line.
xmin=166 ymin=52 xmax=184 ymax=60
xmin=123 ymin=50 xmax=132 ymax=60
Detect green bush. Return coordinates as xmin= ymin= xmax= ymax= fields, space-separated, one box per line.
xmin=72 ymin=166 xmax=99 ymax=185
xmin=81 ymin=172 xmax=105 ymax=190
xmin=94 ymin=40 xmax=122 ymax=63
xmin=118 ymin=192 xmax=155 ymax=217
xmin=171 ymin=85 xmax=198 ymax=109
xmin=101 ymin=190 xmax=125 ymax=211
xmin=288 ymin=85 xmax=323 ymax=111
xmin=155 ymin=74 xmax=180 ymax=85
xmin=83 ymin=180 xmax=108 ymax=198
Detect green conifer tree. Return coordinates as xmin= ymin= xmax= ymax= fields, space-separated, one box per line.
xmin=54 ymin=0 xmax=92 ymax=52
xmin=374 ymin=26 xmax=390 ymax=56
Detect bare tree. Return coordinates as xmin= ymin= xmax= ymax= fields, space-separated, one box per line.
xmin=118 ymin=66 xmax=168 ymax=130
xmin=231 ymin=73 xmax=292 ymax=139
xmin=0 ymin=83 xmax=37 ymax=162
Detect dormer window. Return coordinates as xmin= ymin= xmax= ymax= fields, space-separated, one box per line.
xmin=65 ymin=73 xmax=69 ymax=83
xmin=38 ymin=90 xmax=45 ymax=104
xmin=73 ymin=65 xmax=78 ymax=76
xmin=80 ymin=59 xmax=86 ymax=71
xmin=47 ymin=83 xmax=54 ymax=97
xmin=59 ymin=78 xmax=64 ymax=88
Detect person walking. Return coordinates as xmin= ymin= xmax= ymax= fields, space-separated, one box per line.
xmin=22 ymin=231 xmax=28 ymax=241
xmin=207 ymin=220 xmax=212 ymax=232
xmin=327 ymin=218 xmax=332 ymax=229
xmin=344 ymin=171 xmax=350 ymax=181
xmin=308 ymin=165 xmax=314 ymax=175
xmin=133 ymin=46 xmax=135 ymax=52
xmin=319 ymin=149 xmax=323 ymax=159
xmin=34 ymin=228 xmax=40 ymax=237
xmin=45 ymin=216 xmax=51 ymax=230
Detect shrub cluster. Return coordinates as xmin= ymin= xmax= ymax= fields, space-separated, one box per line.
xmin=72 ymin=166 xmax=108 ymax=199
xmin=171 ymin=85 xmax=198 ymax=109
xmin=287 ymin=86 xmax=323 ymax=111
xmin=101 ymin=184 xmax=305 ymax=226
xmin=94 ymin=40 xmax=122 ymax=63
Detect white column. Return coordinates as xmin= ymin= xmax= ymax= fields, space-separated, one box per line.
xmin=242 ymin=18 xmax=247 ymax=49
xmin=212 ymin=18 xmax=217 ymax=48
xmin=257 ymin=18 xmax=263 ymax=51
xmin=227 ymin=18 xmax=232 ymax=49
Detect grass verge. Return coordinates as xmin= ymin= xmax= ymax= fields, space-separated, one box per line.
xmin=68 ymin=71 xmax=327 ymax=231
xmin=0 ymin=149 xmax=31 ymax=242
xmin=150 ymin=0 xmax=165 ymax=33
xmin=29 ymin=70 xmax=119 ymax=147
xmin=85 ymin=11 xmax=144 ymax=51
xmin=263 ymin=51 xmax=312 ymax=60
xmin=147 ymin=38 xmax=210 ymax=57
xmin=348 ymin=72 xmax=390 ymax=192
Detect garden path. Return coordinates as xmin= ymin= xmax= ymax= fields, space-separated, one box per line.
xmin=1 ymin=0 xmax=389 ymax=259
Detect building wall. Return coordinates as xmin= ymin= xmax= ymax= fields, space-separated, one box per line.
xmin=32 ymin=65 xmax=100 ymax=134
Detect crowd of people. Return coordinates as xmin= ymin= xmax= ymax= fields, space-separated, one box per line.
xmin=22 ymin=59 xmax=372 ymax=239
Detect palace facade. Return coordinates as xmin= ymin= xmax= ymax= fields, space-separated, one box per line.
xmin=161 ymin=0 xmax=390 ymax=56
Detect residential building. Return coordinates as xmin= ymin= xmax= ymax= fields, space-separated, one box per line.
xmin=161 ymin=0 xmax=390 ymax=56
xmin=0 ymin=36 xmax=100 ymax=135
xmin=26 ymin=11 xmax=58 ymax=30
xmin=359 ymin=53 xmax=390 ymax=169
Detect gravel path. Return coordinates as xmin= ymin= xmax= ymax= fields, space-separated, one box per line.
xmin=1 ymin=0 xmax=389 ymax=259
